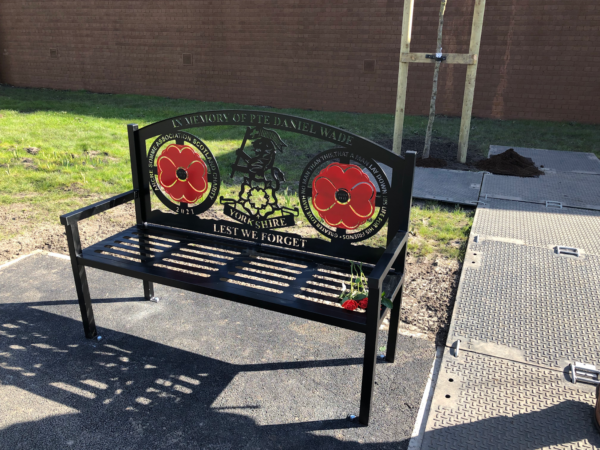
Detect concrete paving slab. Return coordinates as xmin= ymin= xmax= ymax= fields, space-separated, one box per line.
xmin=412 ymin=168 xmax=483 ymax=206
xmin=448 ymin=239 xmax=600 ymax=369
xmin=421 ymin=348 xmax=599 ymax=450
xmin=0 ymin=254 xmax=434 ymax=450
xmin=473 ymin=198 xmax=600 ymax=256
xmin=489 ymin=145 xmax=600 ymax=175
xmin=480 ymin=172 xmax=600 ymax=210
xmin=380 ymin=164 xmax=481 ymax=206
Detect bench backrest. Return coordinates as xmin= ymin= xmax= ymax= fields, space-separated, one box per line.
xmin=129 ymin=110 xmax=415 ymax=265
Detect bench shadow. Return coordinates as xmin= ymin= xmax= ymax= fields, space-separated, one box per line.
xmin=0 ymin=304 xmax=410 ymax=449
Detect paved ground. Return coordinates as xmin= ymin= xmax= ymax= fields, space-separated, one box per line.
xmin=422 ymin=349 xmax=600 ymax=450
xmin=472 ymin=198 xmax=600 ymax=255
xmin=0 ymin=254 xmax=435 ymax=450
xmin=412 ymin=168 xmax=482 ymax=206
xmin=381 ymin=165 xmax=483 ymax=206
xmin=480 ymin=172 xmax=600 ymax=210
xmin=421 ymin=148 xmax=600 ymax=449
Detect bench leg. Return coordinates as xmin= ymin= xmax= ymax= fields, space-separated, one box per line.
xmin=385 ymin=285 xmax=403 ymax=363
xmin=73 ymin=264 xmax=98 ymax=339
xmin=138 ymin=232 xmax=157 ymax=302
xmin=359 ymin=325 xmax=379 ymax=426
xmin=65 ymin=223 xmax=97 ymax=339
xmin=143 ymin=280 xmax=155 ymax=300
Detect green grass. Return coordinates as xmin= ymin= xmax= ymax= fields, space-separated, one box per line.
xmin=0 ymin=85 xmax=593 ymax=257
xmin=1 ymin=85 xmax=599 ymax=209
xmin=409 ymin=203 xmax=474 ymax=260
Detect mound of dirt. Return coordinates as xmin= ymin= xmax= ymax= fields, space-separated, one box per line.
xmin=475 ymin=148 xmax=543 ymax=177
xmin=416 ymin=157 xmax=447 ymax=168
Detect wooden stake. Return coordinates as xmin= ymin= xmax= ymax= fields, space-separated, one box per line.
xmin=457 ymin=0 xmax=486 ymax=163
xmin=392 ymin=0 xmax=415 ymax=156
xmin=423 ymin=0 xmax=447 ymax=159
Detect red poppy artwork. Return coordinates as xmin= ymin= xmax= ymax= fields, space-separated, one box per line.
xmin=312 ymin=163 xmax=376 ymax=229
xmin=157 ymin=144 xmax=208 ymax=203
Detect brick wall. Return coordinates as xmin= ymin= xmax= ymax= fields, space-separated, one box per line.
xmin=0 ymin=0 xmax=599 ymax=123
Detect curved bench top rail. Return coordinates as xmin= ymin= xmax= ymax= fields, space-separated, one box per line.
xmin=138 ymin=109 xmax=403 ymax=167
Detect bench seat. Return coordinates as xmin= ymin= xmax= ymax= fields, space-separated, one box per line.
xmin=81 ymin=223 xmax=404 ymax=333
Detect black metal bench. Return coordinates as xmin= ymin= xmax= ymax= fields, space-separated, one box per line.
xmin=60 ymin=110 xmax=415 ymax=425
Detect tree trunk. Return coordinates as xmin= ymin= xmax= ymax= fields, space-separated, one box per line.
xmin=423 ymin=0 xmax=447 ymax=159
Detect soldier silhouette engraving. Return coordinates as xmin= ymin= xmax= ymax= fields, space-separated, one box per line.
xmin=222 ymin=127 xmax=298 ymax=225
xmin=230 ymin=128 xmax=287 ymax=191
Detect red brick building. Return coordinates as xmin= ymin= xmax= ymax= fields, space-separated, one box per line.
xmin=0 ymin=0 xmax=598 ymax=122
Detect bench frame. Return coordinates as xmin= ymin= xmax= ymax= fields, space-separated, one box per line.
xmin=61 ymin=112 xmax=415 ymax=426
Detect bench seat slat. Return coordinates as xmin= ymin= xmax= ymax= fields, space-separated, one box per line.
xmin=105 ymin=241 xmax=163 ymax=256
xmin=95 ymin=247 xmax=147 ymax=261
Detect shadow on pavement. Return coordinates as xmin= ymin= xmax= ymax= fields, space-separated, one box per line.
xmin=0 ymin=306 xmax=410 ymax=450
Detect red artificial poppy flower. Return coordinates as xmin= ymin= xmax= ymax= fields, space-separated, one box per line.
xmin=357 ymin=298 xmax=369 ymax=310
xmin=312 ymin=163 xmax=376 ymax=229
xmin=342 ymin=299 xmax=359 ymax=311
xmin=157 ymin=144 xmax=208 ymax=203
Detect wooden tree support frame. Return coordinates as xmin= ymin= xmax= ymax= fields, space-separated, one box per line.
xmin=392 ymin=0 xmax=486 ymax=163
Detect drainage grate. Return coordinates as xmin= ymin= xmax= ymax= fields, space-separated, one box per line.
xmin=182 ymin=53 xmax=193 ymax=65
xmin=50 ymin=48 xmax=58 ymax=59
xmin=546 ymin=200 xmax=562 ymax=209
xmin=555 ymin=246 xmax=579 ymax=257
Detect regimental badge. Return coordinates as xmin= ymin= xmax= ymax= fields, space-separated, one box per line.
xmin=220 ymin=127 xmax=299 ymax=229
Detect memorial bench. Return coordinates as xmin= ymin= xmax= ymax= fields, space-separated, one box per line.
xmin=60 ymin=110 xmax=415 ymax=425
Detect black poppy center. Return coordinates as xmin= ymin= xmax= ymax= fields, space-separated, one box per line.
xmin=176 ymin=167 xmax=188 ymax=181
xmin=335 ymin=189 xmax=350 ymax=204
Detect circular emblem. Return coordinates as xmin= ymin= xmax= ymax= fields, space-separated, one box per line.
xmin=299 ymin=149 xmax=390 ymax=242
xmin=148 ymin=131 xmax=220 ymax=215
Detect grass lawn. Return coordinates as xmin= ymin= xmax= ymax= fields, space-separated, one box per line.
xmin=2 ymin=85 xmax=596 ymax=259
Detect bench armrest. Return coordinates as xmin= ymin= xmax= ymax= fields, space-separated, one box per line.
xmin=60 ymin=190 xmax=138 ymax=226
xmin=367 ymin=230 xmax=408 ymax=291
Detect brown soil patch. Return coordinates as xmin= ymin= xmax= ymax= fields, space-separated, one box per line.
xmin=400 ymin=257 xmax=460 ymax=345
xmin=376 ymin=136 xmax=485 ymax=171
xmin=0 ymin=203 xmax=137 ymax=264
xmin=475 ymin=148 xmax=543 ymax=177
xmin=416 ymin=157 xmax=447 ymax=168
xmin=0 ymin=201 xmax=461 ymax=344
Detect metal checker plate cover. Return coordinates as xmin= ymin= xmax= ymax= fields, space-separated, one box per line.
xmin=480 ymin=172 xmax=600 ymax=210
xmin=422 ymin=348 xmax=600 ymax=450
xmin=449 ymin=239 xmax=600 ymax=369
xmin=473 ymin=198 xmax=600 ymax=256
xmin=412 ymin=167 xmax=483 ymax=206
xmin=489 ymin=145 xmax=600 ymax=175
